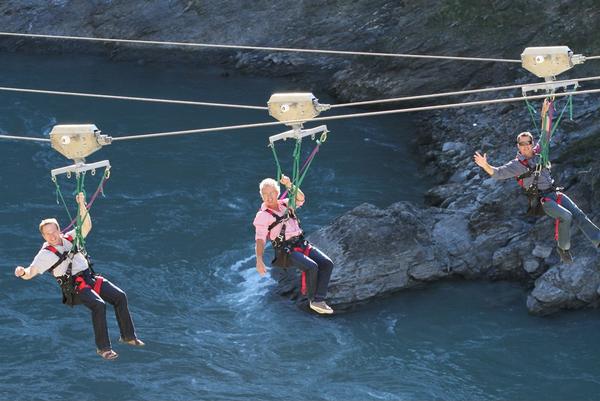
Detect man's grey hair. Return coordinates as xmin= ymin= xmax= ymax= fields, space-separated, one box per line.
xmin=259 ymin=178 xmax=280 ymax=195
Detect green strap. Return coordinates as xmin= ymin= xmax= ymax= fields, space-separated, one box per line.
xmin=52 ymin=177 xmax=74 ymax=224
xmin=539 ymin=94 xmax=574 ymax=167
xmin=525 ymin=99 xmax=540 ymax=135
xmin=289 ymin=139 xmax=302 ymax=210
xmin=74 ymin=173 xmax=87 ymax=252
xmin=270 ymin=143 xmax=282 ymax=181
xmin=568 ymin=94 xmax=573 ymax=120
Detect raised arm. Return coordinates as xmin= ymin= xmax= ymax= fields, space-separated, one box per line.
xmin=280 ymin=175 xmax=305 ymax=205
xmin=473 ymin=151 xmax=495 ymax=177
xmin=76 ymin=192 xmax=92 ymax=238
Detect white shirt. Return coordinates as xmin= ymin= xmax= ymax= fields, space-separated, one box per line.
xmin=29 ymin=230 xmax=89 ymax=277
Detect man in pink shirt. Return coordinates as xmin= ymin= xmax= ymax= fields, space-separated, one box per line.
xmin=253 ymin=175 xmax=334 ymax=314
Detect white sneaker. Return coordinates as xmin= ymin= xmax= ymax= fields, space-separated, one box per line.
xmin=309 ymin=301 xmax=334 ymax=314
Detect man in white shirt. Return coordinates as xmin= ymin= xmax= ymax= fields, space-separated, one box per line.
xmin=14 ymin=193 xmax=144 ymax=360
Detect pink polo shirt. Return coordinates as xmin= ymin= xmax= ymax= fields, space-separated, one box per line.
xmin=253 ymin=198 xmax=304 ymax=242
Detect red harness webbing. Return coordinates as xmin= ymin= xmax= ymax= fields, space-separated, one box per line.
xmin=45 ymin=235 xmax=74 ymax=255
xmin=74 ymin=275 xmax=103 ymax=295
xmin=93 ymin=275 xmax=104 ymax=295
xmin=75 ymin=276 xmax=90 ymax=292
xmin=553 ymin=193 xmax=563 ymax=241
xmin=541 ymin=192 xmax=563 ymax=240
xmin=516 ymin=158 xmax=530 ymax=188
xmin=293 ymin=243 xmax=312 ymax=295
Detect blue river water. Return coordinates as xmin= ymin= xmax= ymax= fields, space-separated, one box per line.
xmin=1 ymin=51 xmax=600 ymax=401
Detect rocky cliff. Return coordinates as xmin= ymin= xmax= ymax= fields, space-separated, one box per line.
xmin=1 ymin=0 xmax=599 ymax=314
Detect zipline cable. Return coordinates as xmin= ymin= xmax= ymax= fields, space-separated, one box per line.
xmin=112 ymin=88 xmax=600 ymax=141
xmin=0 ymin=86 xmax=268 ymax=110
xmin=331 ymin=75 xmax=600 ymax=108
xmin=1 ymin=75 xmax=598 ymax=112
xmin=0 ymin=134 xmax=50 ymax=142
xmin=2 ymin=88 xmax=599 ymax=143
xmin=0 ymin=31 xmax=521 ymax=63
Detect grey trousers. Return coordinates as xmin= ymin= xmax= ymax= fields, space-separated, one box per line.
xmin=541 ymin=191 xmax=600 ymax=251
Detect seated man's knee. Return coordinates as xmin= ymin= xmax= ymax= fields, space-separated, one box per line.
xmin=561 ymin=210 xmax=573 ymax=224
xmin=320 ymin=256 xmax=334 ymax=272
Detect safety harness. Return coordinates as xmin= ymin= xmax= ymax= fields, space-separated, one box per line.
xmin=515 ymin=158 xmax=561 ymax=217
xmin=45 ymin=235 xmax=103 ymax=305
xmin=263 ymin=203 xmax=310 ymax=295
xmin=515 ymin=158 xmax=564 ymax=235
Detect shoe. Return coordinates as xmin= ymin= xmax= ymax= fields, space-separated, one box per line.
xmin=309 ymin=301 xmax=334 ymax=315
xmin=96 ymin=348 xmax=119 ymax=360
xmin=118 ymin=337 xmax=145 ymax=347
xmin=557 ymin=247 xmax=573 ymax=264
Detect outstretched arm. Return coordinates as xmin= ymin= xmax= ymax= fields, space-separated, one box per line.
xmin=14 ymin=265 xmax=34 ymax=280
xmin=473 ymin=151 xmax=495 ymax=177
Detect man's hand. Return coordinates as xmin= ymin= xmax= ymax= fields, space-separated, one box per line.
xmin=473 ymin=151 xmax=495 ymax=177
xmin=75 ymin=192 xmax=86 ymax=206
xmin=256 ymin=259 xmax=267 ymax=276
xmin=15 ymin=266 xmax=26 ymax=278
xmin=279 ymin=175 xmax=292 ymax=190
xmin=473 ymin=151 xmax=488 ymax=168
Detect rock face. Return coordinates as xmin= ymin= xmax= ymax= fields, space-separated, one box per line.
xmin=1 ymin=0 xmax=599 ymax=314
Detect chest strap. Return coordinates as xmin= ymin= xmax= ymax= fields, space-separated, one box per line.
xmin=263 ymin=202 xmax=299 ymax=248
xmin=44 ymin=235 xmax=75 ymax=275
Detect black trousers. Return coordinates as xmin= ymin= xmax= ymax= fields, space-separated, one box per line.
xmin=72 ymin=271 xmax=137 ymax=351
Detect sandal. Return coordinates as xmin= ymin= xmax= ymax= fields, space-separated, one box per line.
xmin=96 ymin=348 xmax=119 ymax=360
xmin=118 ymin=337 xmax=145 ymax=347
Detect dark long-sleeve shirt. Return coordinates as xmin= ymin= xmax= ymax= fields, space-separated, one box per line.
xmin=491 ymin=148 xmax=554 ymax=191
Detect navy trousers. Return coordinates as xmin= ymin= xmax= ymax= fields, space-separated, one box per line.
xmin=72 ymin=271 xmax=137 ymax=351
xmin=289 ymin=245 xmax=334 ymax=302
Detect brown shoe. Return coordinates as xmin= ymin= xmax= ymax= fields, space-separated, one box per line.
xmin=118 ymin=337 xmax=145 ymax=347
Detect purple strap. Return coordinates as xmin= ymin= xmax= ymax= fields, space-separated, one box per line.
xmin=61 ymin=178 xmax=108 ymax=233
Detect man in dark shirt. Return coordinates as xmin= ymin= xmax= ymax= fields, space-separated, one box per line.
xmin=474 ymin=131 xmax=600 ymax=263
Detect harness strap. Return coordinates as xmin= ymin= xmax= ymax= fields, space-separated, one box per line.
xmin=73 ymin=273 xmax=103 ymax=295
xmin=74 ymin=276 xmax=90 ymax=292
xmin=554 ymin=193 xmax=563 ymax=241
xmin=264 ymin=202 xmax=299 ymax=246
xmin=515 ymin=159 xmax=534 ymax=187
xmin=541 ymin=192 xmax=563 ymax=240
xmin=292 ymin=242 xmax=312 ymax=296
xmin=93 ymin=275 xmax=104 ymax=295
xmin=44 ymin=234 xmax=76 ymax=274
